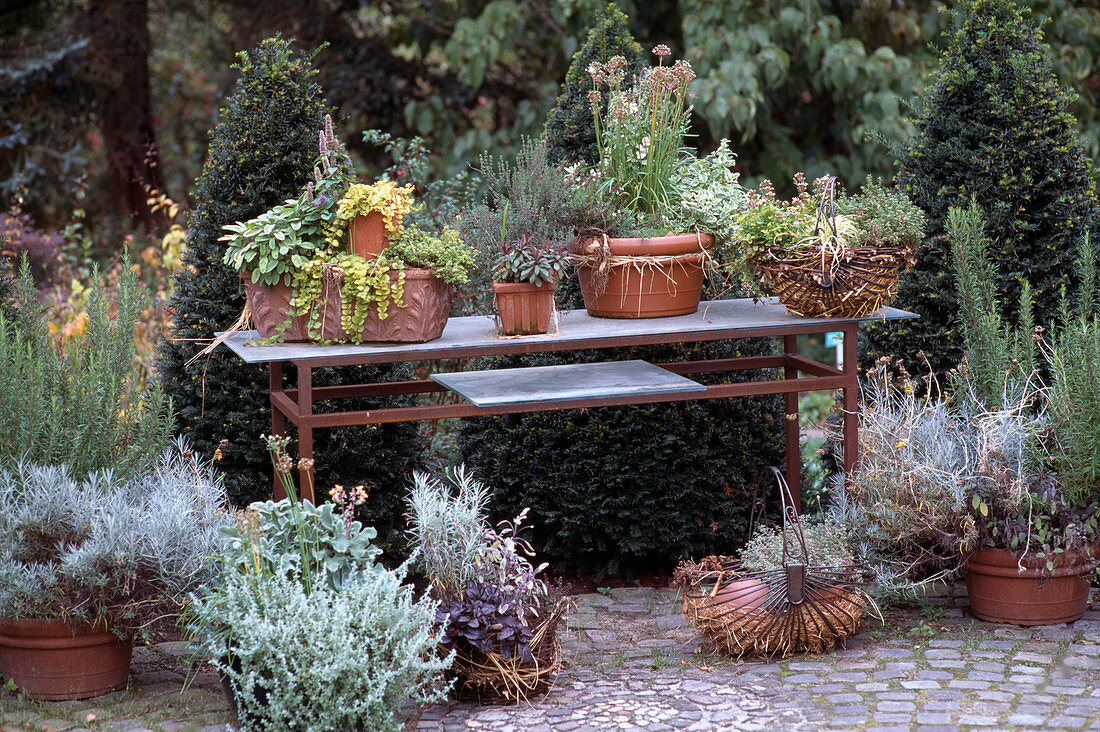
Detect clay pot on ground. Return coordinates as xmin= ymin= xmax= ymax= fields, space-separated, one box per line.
xmin=493 ymin=280 xmax=556 ymax=336
xmin=242 ymin=275 xmax=308 ymax=341
xmin=348 ymin=210 xmax=390 ymax=259
xmin=568 ymin=232 xmax=714 ymax=318
xmin=0 ymin=618 xmax=132 ymax=700
xmin=710 ymin=577 xmax=770 ymax=613
xmin=965 ymin=544 xmax=1099 ymax=626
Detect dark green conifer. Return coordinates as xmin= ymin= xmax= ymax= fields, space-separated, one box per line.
xmin=863 ymin=0 xmax=1100 ymax=378
xmin=544 ymin=2 xmax=644 ymax=166
xmin=157 ymin=37 xmax=424 ymax=521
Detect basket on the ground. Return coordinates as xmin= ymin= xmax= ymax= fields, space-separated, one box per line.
xmin=675 ymin=469 xmax=876 ymax=657
xmin=448 ymin=597 xmax=569 ymax=704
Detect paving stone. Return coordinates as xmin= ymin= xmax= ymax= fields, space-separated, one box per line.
xmin=900 ymin=680 xmax=941 ymax=690
xmin=1048 ymin=716 xmax=1088 ymax=728
xmin=877 ymin=701 xmax=917 ymax=712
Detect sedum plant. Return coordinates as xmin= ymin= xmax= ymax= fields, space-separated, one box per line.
xmin=0 ymin=441 xmax=228 ymax=632
xmin=492 ymin=234 xmax=569 ymax=287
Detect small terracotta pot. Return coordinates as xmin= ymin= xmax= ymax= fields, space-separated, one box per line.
xmin=0 ymin=618 xmax=132 ymax=700
xmin=965 ymin=545 xmax=1098 ymax=626
xmin=242 ymin=274 xmax=308 ymax=341
xmin=493 ymin=280 xmax=556 ymax=336
xmin=348 ymin=211 xmax=389 ymax=259
xmin=569 ymin=232 xmax=714 ymax=318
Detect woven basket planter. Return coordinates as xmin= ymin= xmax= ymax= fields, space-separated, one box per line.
xmin=678 ymin=556 xmax=867 ymax=658
xmin=756 ymin=246 xmax=912 ymax=318
xmin=447 ymin=598 xmax=568 ymax=704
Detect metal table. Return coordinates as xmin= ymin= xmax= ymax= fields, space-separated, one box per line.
xmin=221 ymin=298 xmax=915 ymax=509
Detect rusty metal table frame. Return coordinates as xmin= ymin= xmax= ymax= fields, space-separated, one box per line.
xmin=221 ymin=298 xmax=915 ymax=511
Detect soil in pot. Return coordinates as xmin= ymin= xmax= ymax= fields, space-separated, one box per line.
xmin=0 ymin=618 xmax=132 ymax=700
xmin=569 ymin=232 xmax=714 ymax=318
xmin=965 ymin=545 xmax=1097 ymax=626
xmin=493 ymin=280 xmax=556 ymax=336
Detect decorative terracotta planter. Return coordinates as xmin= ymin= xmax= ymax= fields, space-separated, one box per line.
xmin=242 ymin=275 xmax=308 ymax=341
xmin=348 ymin=211 xmax=389 ymax=259
xmin=569 ymin=232 xmax=714 ymax=318
xmin=493 ymin=280 xmax=556 ymax=336
xmin=0 ymin=618 xmax=132 ymax=700
xmin=965 ymin=545 xmax=1098 ymax=626
xmin=310 ymin=266 xmax=452 ymax=343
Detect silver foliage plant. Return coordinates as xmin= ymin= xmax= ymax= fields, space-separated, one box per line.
xmin=189 ymin=568 xmax=451 ymax=732
xmin=0 ymin=438 xmax=228 ymax=632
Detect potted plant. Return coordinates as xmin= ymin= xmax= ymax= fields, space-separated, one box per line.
xmin=564 ymin=45 xmax=732 ymax=318
xmin=491 ymin=234 xmax=569 ymax=336
xmin=0 ymin=443 xmax=227 ymax=700
xmin=840 ymin=202 xmax=1099 ymax=624
xmin=294 ymin=221 xmax=475 ymax=343
xmin=186 ymin=435 xmax=451 ymax=730
xmin=405 ymin=466 xmax=568 ymax=703
xmin=734 ymin=174 xmax=924 ymax=318
xmin=460 ymin=137 xmax=572 ymax=332
xmin=221 ymin=114 xmax=353 ymax=340
xmin=222 ymin=116 xmax=477 ymax=344
xmin=327 ymin=178 xmax=415 ymax=259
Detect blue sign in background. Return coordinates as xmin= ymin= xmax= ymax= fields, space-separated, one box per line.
xmin=825 ymin=331 xmax=843 ymax=348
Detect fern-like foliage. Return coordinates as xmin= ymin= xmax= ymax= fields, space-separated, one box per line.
xmin=0 ymin=258 xmax=171 ymax=480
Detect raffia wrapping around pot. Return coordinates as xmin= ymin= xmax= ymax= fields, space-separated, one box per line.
xmin=448 ymin=597 xmax=569 ymax=704
xmin=754 ymin=176 xmax=914 ymax=318
xmin=675 ymin=556 xmax=868 ymax=658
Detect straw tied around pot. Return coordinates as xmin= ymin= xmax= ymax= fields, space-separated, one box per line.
xmin=675 ymin=469 xmax=880 ymax=657
xmin=738 ymin=175 xmax=924 ymax=318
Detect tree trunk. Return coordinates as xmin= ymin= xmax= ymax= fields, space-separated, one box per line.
xmin=84 ymin=0 xmax=161 ymax=231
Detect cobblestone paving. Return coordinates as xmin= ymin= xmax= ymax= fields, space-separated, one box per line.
xmin=2 ymin=587 xmax=1098 ymax=731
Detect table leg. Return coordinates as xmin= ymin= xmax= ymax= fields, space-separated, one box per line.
xmin=297 ymin=362 xmax=316 ymax=504
xmin=783 ymin=334 xmax=801 ymax=513
xmin=842 ymin=324 xmax=859 ymax=485
xmin=270 ymin=362 xmax=285 ymax=500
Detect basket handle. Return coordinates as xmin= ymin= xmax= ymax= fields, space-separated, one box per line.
xmin=812 ymin=176 xmax=839 ymax=287
xmin=768 ymin=466 xmax=809 ymax=565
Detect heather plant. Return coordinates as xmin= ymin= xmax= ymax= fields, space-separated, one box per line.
xmin=0 ymin=257 xmax=171 ymax=481
xmin=0 ymin=440 xmax=228 ymax=633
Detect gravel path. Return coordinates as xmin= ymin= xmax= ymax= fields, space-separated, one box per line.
xmin=2 ymin=586 xmax=1098 ymax=731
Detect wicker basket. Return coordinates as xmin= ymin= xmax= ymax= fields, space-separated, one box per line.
xmin=448 ymin=597 xmax=568 ymax=704
xmin=757 ymin=245 xmax=912 ymax=318
xmin=677 ymin=556 xmax=867 ymax=658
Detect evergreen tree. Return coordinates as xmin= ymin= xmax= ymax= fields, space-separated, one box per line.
xmin=157 ymin=37 xmax=424 ymax=520
xmin=863 ymin=0 xmax=1100 ymax=378
xmin=543 ymin=2 xmax=644 ymax=167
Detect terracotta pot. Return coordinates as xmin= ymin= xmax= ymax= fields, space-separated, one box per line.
xmin=310 ymin=267 xmax=452 ymax=343
xmin=242 ymin=274 xmax=308 ymax=341
xmin=0 ymin=618 xmax=132 ymax=700
xmin=711 ymin=577 xmax=770 ymax=613
xmin=965 ymin=545 xmax=1098 ymax=626
xmin=348 ymin=211 xmax=389 ymax=259
xmin=569 ymin=232 xmax=714 ymax=318
xmin=493 ymin=280 xmax=556 ymax=336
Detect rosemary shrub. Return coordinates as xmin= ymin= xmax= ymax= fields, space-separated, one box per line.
xmin=0 ymin=258 xmax=171 ymax=481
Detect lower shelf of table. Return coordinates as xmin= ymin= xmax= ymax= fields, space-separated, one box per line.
xmin=429 ymin=359 xmax=706 ymax=408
